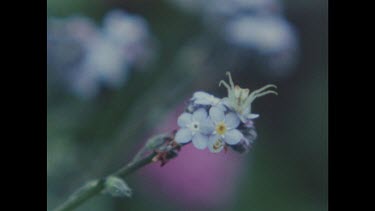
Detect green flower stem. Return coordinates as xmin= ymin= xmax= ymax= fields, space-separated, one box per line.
xmin=52 ymin=151 xmax=157 ymax=211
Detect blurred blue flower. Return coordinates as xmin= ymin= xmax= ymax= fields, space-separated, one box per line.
xmin=47 ymin=10 xmax=155 ymax=99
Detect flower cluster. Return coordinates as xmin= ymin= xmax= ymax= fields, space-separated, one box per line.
xmin=175 ymin=72 xmax=277 ymax=153
xmin=47 ymin=10 xmax=155 ymax=99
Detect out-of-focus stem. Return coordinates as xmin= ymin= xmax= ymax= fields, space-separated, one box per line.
xmin=52 ymin=151 xmax=157 ymax=211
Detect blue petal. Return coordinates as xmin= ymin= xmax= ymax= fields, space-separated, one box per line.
xmin=192 ymin=108 xmax=208 ymax=122
xmin=199 ymin=119 xmax=215 ymax=135
xmin=224 ymin=129 xmax=243 ymax=145
xmin=225 ymin=112 xmax=240 ymax=129
xmin=175 ymin=128 xmax=193 ymax=144
xmin=209 ymin=106 xmax=225 ymax=123
xmin=192 ymin=133 xmax=208 ymax=150
xmin=177 ymin=113 xmax=192 ymax=127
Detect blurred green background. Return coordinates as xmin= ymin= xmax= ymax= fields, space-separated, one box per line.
xmin=47 ymin=0 xmax=327 ymax=210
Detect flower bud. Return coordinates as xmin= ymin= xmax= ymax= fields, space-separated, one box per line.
xmin=103 ymin=176 xmax=132 ymax=197
xmin=145 ymin=133 xmax=170 ymax=150
xmin=230 ymin=137 xmax=251 ymax=154
xmin=242 ymin=126 xmax=258 ymax=143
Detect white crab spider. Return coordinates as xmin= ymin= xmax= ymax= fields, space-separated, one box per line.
xmin=219 ymin=72 xmax=277 ymax=123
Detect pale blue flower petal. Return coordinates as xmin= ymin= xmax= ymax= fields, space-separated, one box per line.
xmin=224 ymin=129 xmax=243 ymax=145
xmin=208 ymin=134 xmax=224 ymax=153
xmin=209 ymin=106 xmax=225 ymax=123
xmin=216 ymin=103 xmax=227 ymax=112
xmin=177 ymin=112 xmax=192 ymax=127
xmin=199 ymin=118 xmax=215 ymax=135
xmin=175 ymin=128 xmax=193 ymax=144
xmin=192 ymin=108 xmax=208 ymax=122
xmin=225 ymin=112 xmax=240 ymax=129
xmin=192 ymin=133 xmax=208 ymax=150
xmin=240 ymin=113 xmax=259 ymax=125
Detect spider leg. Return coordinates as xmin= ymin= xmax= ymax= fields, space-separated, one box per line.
xmin=254 ymin=90 xmax=278 ymax=98
xmin=247 ymin=85 xmax=277 ymax=101
xmin=248 ymin=90 xmax=278 ymax=104
xmin=250 ymin=84 xmax=277 ymax=97
xmin=226 ymin=71 xmax=235 ymax=89
xmin=219 ymin=80 xmax=231 ymax=91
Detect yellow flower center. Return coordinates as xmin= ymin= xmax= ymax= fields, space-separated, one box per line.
xmin=216 ymin=122 xmax=227 ymax=135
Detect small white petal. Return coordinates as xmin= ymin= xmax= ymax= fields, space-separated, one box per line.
xmin=192 ymin=91 xmax=211 ymax=100
xmin=247 ymin=113 xmax=260 ymax=119
xmin=175 ymin=128 xmax=193 ymax=144
xmin=177 ymin=113 xmax=192 ymax=127
xmin=192 ymin=91 xmax=211 ymax=105
xmin=209 ymin=106 xmax=225 ymax=123
xmin=225 ymin=112 xmax=240 ymax=129
xmin=194 ymin=99 xmax=211 ymax=105
xmin=224 ymin=129 xmax=243 ymax=145
xmin=192 ymin=108 xmax=208 ymax=122
xmin=208 ymin=134 xmax=224 ymax=153
xmin=192 ymin=133 xmax=208 ymax=150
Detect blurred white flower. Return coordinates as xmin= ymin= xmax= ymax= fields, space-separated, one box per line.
xmin=223 ymin=15 xmax=297 ymax=54
xmin=205 ymin=0 xmax=282 ymax=20
xmin=70 ymin=37 xmax=131 ymax=98
xmin=102 ymin=10 xmax=154 ymax=66
xmin=169 ymin=0 xmax=281 ymax=16
xmin=103 ymin=10 xmax=149 ymax=42
xmin=47 ymin=10 xmax=155 ymax=99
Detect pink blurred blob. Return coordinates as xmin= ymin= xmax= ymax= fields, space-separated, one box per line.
xmin=137 ymin=102 xmax=247 ymax=210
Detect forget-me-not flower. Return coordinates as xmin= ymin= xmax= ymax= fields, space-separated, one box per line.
xmin=175 ymin=108 xmax=214 ymax=149
xmin=174 ymin=72 xmax=276 ymax=153
xmin=207 ymin=106 xmax=243 ymax=153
